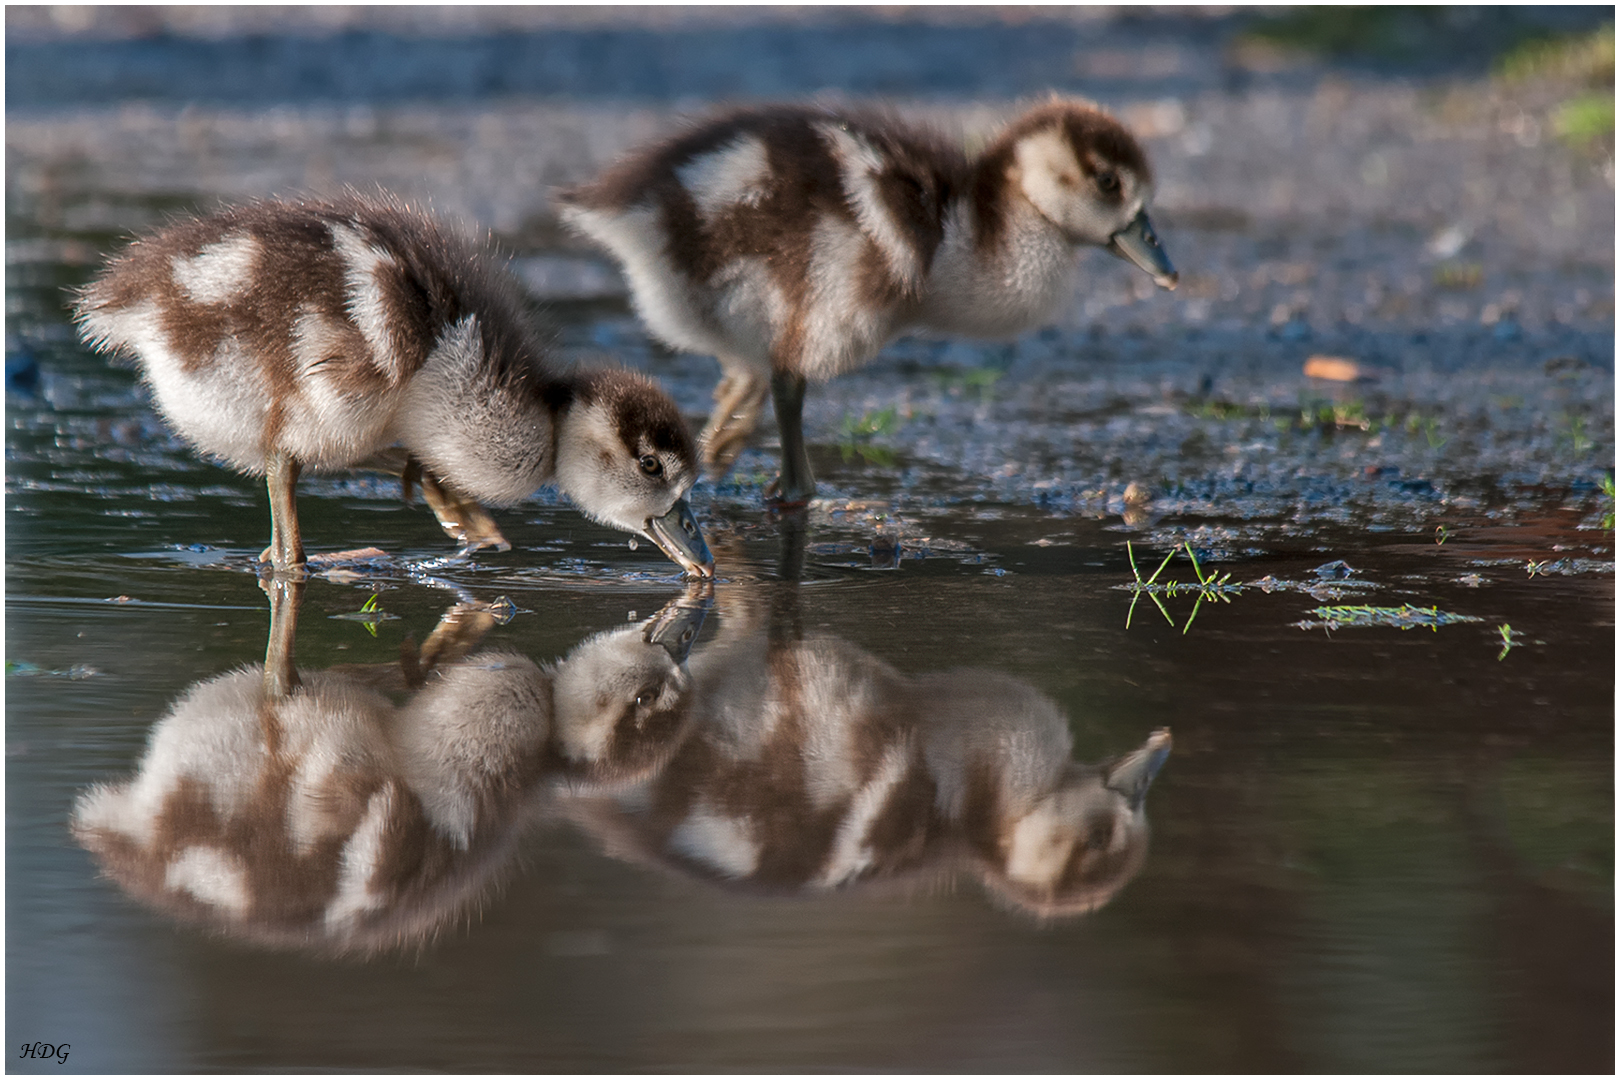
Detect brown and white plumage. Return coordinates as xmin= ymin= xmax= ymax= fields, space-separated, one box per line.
xmin=563 ymin=601 xmax=1173 ymax=918
xmin=74 ymin=192 xmax=713 ymax=577
xmin=558 ymin=99 xmax=1177 ymax=503
xmin=71 ymin=592 xmax=704 ymax=954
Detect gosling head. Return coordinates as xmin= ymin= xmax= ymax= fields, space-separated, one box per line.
xmin=553 ymin=369 xmax=714 ymax=579
xmin=979 ymin=728 xmax=1171 ymax=919
xmin=547 ymin=610 xmax=702 ymax=788
xmin=1005 ymin=100 xmax=1178 ymax=289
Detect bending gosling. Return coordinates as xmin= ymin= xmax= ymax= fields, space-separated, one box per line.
xmin=75 ymin=192 xmax=714 ymax=577
xmin=558 ymin=98 xmax=1177 ymax=504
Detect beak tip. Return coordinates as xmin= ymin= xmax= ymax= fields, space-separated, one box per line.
xmin=1157 ymin=272 xmax=1179 ymax=291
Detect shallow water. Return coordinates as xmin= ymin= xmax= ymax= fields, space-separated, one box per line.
xmin=9 ymin=340 xmax=1613 ymax=1073
xmin=6 ymin=9 xmax=1616 ymax=1074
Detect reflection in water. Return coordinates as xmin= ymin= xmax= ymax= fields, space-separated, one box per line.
xmin=74 ymin=579 xmax=1169 ymax=953
xmin=72 ymin=581 xmax=705 ymax=954
xmin=567 ymin=585 xmax=1171 ymax=919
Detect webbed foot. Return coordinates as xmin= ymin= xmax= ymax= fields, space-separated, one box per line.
xmin=698 ymin=370 xmax=770 ymax=476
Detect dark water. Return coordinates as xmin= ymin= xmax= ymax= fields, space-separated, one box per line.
xmin=8 ymin=319 xmax=1613 ymax=1072
xmin=5 ymin=8 xmax=1615 ymax=1074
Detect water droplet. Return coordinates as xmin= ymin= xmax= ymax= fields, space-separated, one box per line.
xmin=628 ymin=538 xmax=639 ymax=551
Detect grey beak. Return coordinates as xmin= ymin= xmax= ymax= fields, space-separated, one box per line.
xmin=1103 ymin=728 xmax=1172 ymax=808
xmin=1107 ymin=210 xmax=1178 ymax=290
xmin=645 ymin=498 xmax=715 ymax=579
xmin=642 ymin=586 xmax=714 ymax=664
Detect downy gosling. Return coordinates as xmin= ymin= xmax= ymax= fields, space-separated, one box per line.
xmin=558 ymin=98 xmax=1177 ymax=503
xmin=75 ymin=192 xmax=714 ymax=577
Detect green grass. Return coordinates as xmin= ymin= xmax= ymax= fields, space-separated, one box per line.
xmin=331 ymin=590 xmax=396 ymax=636
xmin=931 ymin=365 xmax=1004 ymax=403
xmin=1122 ymin=541 xmax=1244 ymax=634
xmin=1553 ymin=93 xmax=1616 ymax=146
xmin=1432 ymin=261 xmax=1484 ymax=289
xmin=1497 ymin=23 xmax=1615 ymax=148
xmin=1297 ymin=603 xmax=1482 ymax=632
xmin=837 ymin=405 xmax=902 ymax=466
xmin=1496 ymin=23 xmax=1614 ymax=85
xmin=1496 ymin=623 xmax=1521 ymax=661
xmin=1184 ymin=396 xmax=1450 ymax=448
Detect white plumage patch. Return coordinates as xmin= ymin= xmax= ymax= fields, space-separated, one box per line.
xmin=282 ymin=306 xmax=399 ymax=467
xmin=669 ymin=803 xmax=761 ymax=879
xmin=330 ymin=222 xmax=406 ymax=384
xmin=325 ymin=786 xmax=396 ymax=931
xmin=560 ymin=204 xmax=730 ymax=360
xmin=165 ymin=845 xmax=251 ymax=915
xmin=919 ymin=199 xmax=1077 ymax=339
xmin=1013 ymin=126 xmax=1142 ymax=246
xmin=1003 ymin=798 xmax=1078 ymax=890
xmin=815 ymin=743 xmax=911 ymax=888
xmin=551 ymin=399 xmax=681 ymax=536
xmin=394 ymin=316 xmax=552 ymax=506
xmin=800 ymin=216 xmax=892 ymax=380
xmin=709 ymin=255 xmax=787 ymax=367
xmin=84 ymin=300 xmax=271 ymax=471
xmin=85 ymin=667 xmax=270 ymax=846
xmin=818 ymin=122 xmax=924 ymax=287
xmin=676 ymin=135 xmax=773 ymax=217
xmin=169 ymin=233 xmax=259 ymax=305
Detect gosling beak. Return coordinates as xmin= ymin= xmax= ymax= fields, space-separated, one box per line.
xmin=1107 ymin=210 xmax=1178 ymax=290
xmin=642 ymin=587 xmax=713 ymax=664
xmin=1103 ymin=728 xmax=1172 ymax=809
xmin=645 ymin=498 xmax=715 ymax=579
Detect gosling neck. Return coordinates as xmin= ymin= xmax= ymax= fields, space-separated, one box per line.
xmin=918 ymin=155 xmax=1079 ymax=339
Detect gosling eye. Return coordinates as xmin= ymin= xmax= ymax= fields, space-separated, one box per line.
xmin=638 ymin=454 xmax=664 ymax=478
xmin=1096 ymin=171 xmax=1120 ymax=194
xmin=634 ymin=685 xmax=659 ymax=708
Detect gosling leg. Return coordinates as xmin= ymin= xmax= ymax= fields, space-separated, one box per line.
xmin=698 ymin=366 xmax=770 ymax=476
xmin=764 ymin=371 xmax=815 ymax=506
xmin=259 ymin=575 xmax=304 ymax=701
xmin=419 ymin=471 xmax=511 ymax=554
xmin=260 ymin=449 xmax=306 ymax=575
xmin=410 ymin=602 xmax=503 ymax=684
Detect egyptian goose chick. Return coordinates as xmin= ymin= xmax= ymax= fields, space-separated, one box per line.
xmin=557 ymin=98 xmax=1177 ymax=503
xmin=74 ymin=192 xmax=714 ymax=577
xmin=71 ymin=588 xmax=708 ymax=954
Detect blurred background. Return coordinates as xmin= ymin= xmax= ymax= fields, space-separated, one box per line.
xmin=6 ymin=6 xmax=1613 ymax=1074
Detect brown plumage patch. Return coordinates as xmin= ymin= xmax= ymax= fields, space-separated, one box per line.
xmin=561 ymin=105 xmax=967 ymax=375
xmin=577 ymin=367 xmax=697 ymax=465
xmin=75 ymin=190 xmax=554 ymax=455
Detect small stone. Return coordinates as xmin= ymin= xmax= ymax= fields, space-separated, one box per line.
xmin=1303 ymin=356 xmax=1365 ymax=382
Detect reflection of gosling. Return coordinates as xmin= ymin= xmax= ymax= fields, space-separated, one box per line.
xmin=72 ymin=612 xmax=698 ymax=954
xmin=565 ymin=632 xmax=1171 ymax=918
xmin=74 ymin=191 xmax=711 ymax=577
xmin=558 ymin=100 xmax=1177 ymax=503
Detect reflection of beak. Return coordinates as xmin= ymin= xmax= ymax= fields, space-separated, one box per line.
xmin=1107 ymin=211 xmax=1178 ymax=290
xmin=1104 ymin=728 xmax=1172 ymax=808
xmin=642 ymin=586 xmax=714 ymax=664
xmin=645 ymin=498 xmax=715 ymax=579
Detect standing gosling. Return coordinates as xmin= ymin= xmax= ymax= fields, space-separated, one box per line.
xmin=75 ymin=192 xmax=714 ymax=577
xmin=557 ymin=99 xmax=1178 ymax=504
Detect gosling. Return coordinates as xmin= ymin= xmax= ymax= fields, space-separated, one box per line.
xmin=557 ymin=98 xmax=1178 ymax=504
xmin=74 ymin=191 xmax=714 ymax=577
